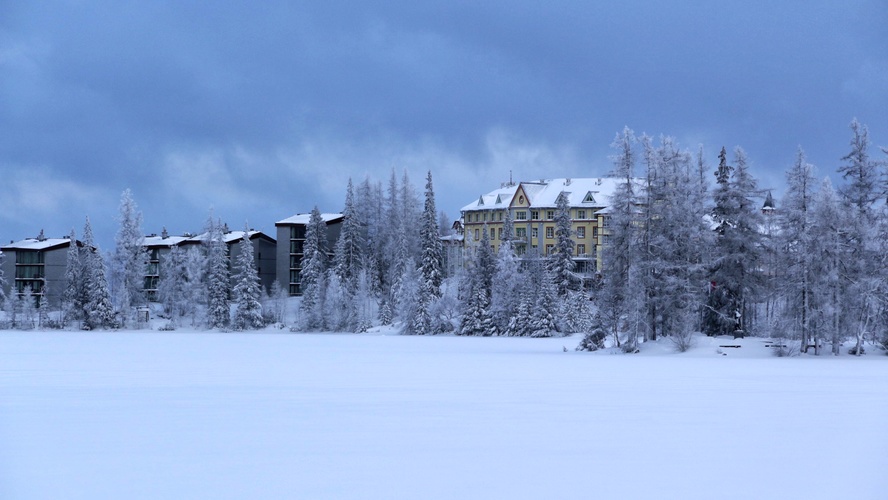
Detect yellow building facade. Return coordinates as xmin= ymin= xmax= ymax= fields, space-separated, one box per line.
xmin=460 ymin=178 xmax=628 ymax=275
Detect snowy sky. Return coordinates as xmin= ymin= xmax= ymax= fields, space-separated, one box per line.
xmin=2 ymin=1 xmax=886 ymax=249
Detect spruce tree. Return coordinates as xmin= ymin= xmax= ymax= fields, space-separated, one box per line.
xmin=81 ymin=217 xmax=115 ymax=329
xmin=410 ymin=171 xmax=444 ymax=335
xmin=232 ymin=228 xmax=264 ymax=330
xmin=300 ymin=207 xmax=328 ymax=331
xmin=62 ymin=229 xmax=85 ymax=327
xmin=204 ymin=216 xmax=230 ymax=329
xmin=549 ymin=191 xmax=578 ymax=297
xmin=706 ymin=147 xmax=763 ymax=338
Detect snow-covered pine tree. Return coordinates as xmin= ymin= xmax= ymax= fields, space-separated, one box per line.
xmin=110 ymin=189 xmax=148 ymax=326
xmin=458 ymin=225 xmax=497 ymax=336
xmin=705 ymin=147 xmax=763 ymax=338
xmin=0 ymin=250 xmax=6 ymax=309
xmin=157 ymin=245 xmax=187 ymax=323
xmin=395 ymin=259 xmax=420 ymax=334
xmin=300 ymin=207 xmax=328 ymax=331
xmin=19 ymin=285 xmax=36 ymax=330
xmin=62 ymin=229 xmax=85 ymax=327
xmin=576 ymin=312 xmax=607 ymax=351
xmin=548 ymin=190 xmax=578 ymax=297
xmin=507 ymin=286 xmax=534 ymax=337
xmin=183 ymin=245 xmax=207 ymax=327
xmin=530 ymin=259 xmax=558 ymax=338
xmin=204 ymin=216 xmax=230 ymax=329
xmin=409 ymin=171 xmax=444 ymax=335
xmin=81 ymin=217 xmax=115 ymax=329
xmin=809 ymin=179 xmax=847 ymax=355
xmin=491 ymin=238 xmax=522 ymax=335
xmin=778 ymin=148 xmax=819 ymax=352
xmin=599 ymin=127 xmax=639 ymax=350
xmin=836 ymin=119 xmax=881 ymax=356
xmin=333 ymin=179 xmax=364 ymax=331
xmin=232 ymin=227 xmax=264 ymax=330
xmin=639 ymin=136 xmax=710 ymax=342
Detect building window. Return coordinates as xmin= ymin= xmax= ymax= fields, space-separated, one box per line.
xmin=497 ymin=228 xmax=502 ymax=240
xmin=603 ymin=234 xmax=612 ymax=244
xmin=577 ymin=226 xmax=586 ymax=238
xmin=516 ymin=227 xmax=526 ymax=238
xmin=475 ymin=229 xmax=480 ymax=240
xmin=545 ymin=244 xmax=554 ymax=255
xmin=483 ymin=212 xmax=488 ymax=222
xmin=546 ymin=227 xmax=554 ymax=239
xmin=602 ymin=216 xmax=611 ymax=228
xmin=498 ymin=211 xmax=503 ymax=221
xmin=577 ymin=209 xmax=586 ymax=220
xmin=516 ymin=211 xmax=527 ymax=220
xmin=290 ymin=240 xmax=304 ymax=254
xmin=290 ymin=270 xmax=301 ymax=283
xmin=531 ymin=227 xmax=538 ymax=238
xmin=15 ymin=251 xmax=43 ymax=265
xmin=593 ymin=227 xmax=599 ymax=237
xmin=577 ymin=244 xmax=586 ymax=256
xmin=531 ymin=210 xmax=540 ymax=220
xmin=290 ymin=226 xmax=306 ymax=239
xmin=546 ymin=210 xmax=554 ymax=220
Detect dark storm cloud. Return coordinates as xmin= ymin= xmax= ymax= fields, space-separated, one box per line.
xmin=1 ymin=1 xmax=886 ymax=247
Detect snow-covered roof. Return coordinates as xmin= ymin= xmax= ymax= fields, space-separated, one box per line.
xmin=276 ymin=213 xmax=344 ymax=225
xmin=439 ymin=234 xmax=464 ymax=242
xmin=142 ymin=235 xmax=193 ymax=248
xmin=461 ymin=178 xmax=640 ymax=212
xmin=1 ymin=238 xmax=72 ymax=251
xmin=147 ymin=230 xmax=275 ymax=246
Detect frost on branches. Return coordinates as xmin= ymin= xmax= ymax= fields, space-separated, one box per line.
xmin=232 ymin=227 xmax=264 ymax=331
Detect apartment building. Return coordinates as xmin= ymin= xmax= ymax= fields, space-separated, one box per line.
xmin=274 ymin=213 xmax=343 ymax=296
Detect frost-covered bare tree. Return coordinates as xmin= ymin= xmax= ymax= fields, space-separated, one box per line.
xmin=777 ymin=148 xmax=819 ymax=352
xmin=599 ymin=127 xmax=640 ymax=350
xmin=157 ymin=245 xmax=187 ymax=323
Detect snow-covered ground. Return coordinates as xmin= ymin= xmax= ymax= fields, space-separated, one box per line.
xmin=1 ymin=329 xmax=886 ymax=499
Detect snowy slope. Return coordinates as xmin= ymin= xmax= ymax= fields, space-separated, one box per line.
xmin=1 ymin=330 xmax=886 ymax=499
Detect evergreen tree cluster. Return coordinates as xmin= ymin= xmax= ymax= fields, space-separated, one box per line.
xmin=591 ymin=119 xmax=888 ymax=356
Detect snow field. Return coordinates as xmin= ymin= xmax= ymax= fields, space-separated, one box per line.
xmin=1 ymin=331 xmax=886 ymax=499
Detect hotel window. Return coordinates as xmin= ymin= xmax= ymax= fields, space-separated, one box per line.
xmin=593 ymin=227 xmax=599 ymax=237
xmin=532 ymin=227 xmax=538 ymax=238
xmin=516 ymin=227 xmax=526 ymax=238
xmin=516 ymin=211 xmax=527 ymax=220
xmin=546 ymin=210 xmax=554 ymax=220
xmin=577 ymin=244 xmax=586 ymax=255
xmin=475 ymin=229 xmax=480 ymax=240
xmin=497 ymin=228 xmax=502 ymax=240
xmin=577 ymin=226 xmax=586 ymax=238
xmin=531 ymin=210 xmax=540 ymax=220
xmin=545 ymin=244 xmax=554 ymax=255
xmin=498 ymin=212 xmax=503 ymax=221
xmin=546 ymin=227 xmax=554 ymax=239
xmin=602 ymin=216 xmax=611 ymax=228
xmin=290 ymin=226 xmax=306 ymax=239
xmin=577 ymin=209 xmax=586 ymax=219
xmin=483 ymin=212 xmax=488 ymax=222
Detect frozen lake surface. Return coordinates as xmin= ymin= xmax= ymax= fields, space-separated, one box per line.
xmin=1 ymin=330 xmax=886 ymax=499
